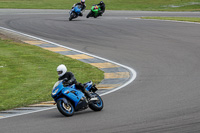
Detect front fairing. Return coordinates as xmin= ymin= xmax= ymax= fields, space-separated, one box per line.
xmin=51 ymin=80 xmax=63 ymax=98
xmin=70 ymin=6 xmax=81 ymax=19
xmin=74 ymin=5 xmax=81 ymax=13
xmin=52 ymin=81 xmax=85 ymax=107
xmin=91 ymin=6 xmax=101 ymax=16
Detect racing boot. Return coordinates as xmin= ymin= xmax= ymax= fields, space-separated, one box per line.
xmin=84 ymin=90 xmax=98 ymax=103
xmin=84 ymin=90 xmax=91 ymax=101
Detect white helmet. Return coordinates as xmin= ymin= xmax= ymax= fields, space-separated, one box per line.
xmin=57 ymin=64 xmax=67 ymax=77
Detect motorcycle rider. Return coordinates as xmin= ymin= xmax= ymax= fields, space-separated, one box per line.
xmin=57 ymin=64 xmax=91 ymax=100
xmin=71 ymin=0 xmax=86 ymax=16
xmin=97 ymin=1 xmax=105 ymax=16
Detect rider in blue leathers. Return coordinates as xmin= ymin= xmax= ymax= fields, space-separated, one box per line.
xmin=71 ymin=0 xmax=86 ymax=16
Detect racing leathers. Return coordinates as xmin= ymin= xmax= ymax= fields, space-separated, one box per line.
xmin=97 ymin=2 xmax=105 ymax=16
xmin=72 ymin=2 xmax=86 ymax=16
xmin=58 ymin=72 xmax=91 ymax=99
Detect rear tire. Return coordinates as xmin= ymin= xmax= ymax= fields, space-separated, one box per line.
xmin=57 ymin=99 xmax=74 ymax=117
xmin=89 ymin=93 xmax=103 ymax=111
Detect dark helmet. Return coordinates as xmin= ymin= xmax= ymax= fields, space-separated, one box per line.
xmin=99 ymin=1 xmax=104 ymax=5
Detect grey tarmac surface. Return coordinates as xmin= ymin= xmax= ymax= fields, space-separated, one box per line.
xmin=0 ymin=10 xmax=200 ymax=133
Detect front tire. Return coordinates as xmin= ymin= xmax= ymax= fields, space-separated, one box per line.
xmin=69 ymin=12 xmax=75 ymax=21
xmin=86 ymin=11 xmax=93 ymax=18
xmin=89 ymin=93 xmax=103 ymax=111
xmin=69 ymin=15 xmax=73 ymax=21
xmin=57 ymin=99 xmax=74 ymax=117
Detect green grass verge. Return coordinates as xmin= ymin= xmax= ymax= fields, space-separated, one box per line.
xmin=0 ymin=38 xmax=104 ymax=111
xmin=0 ymin=0 xmax=200 ymax=11
xmin=141 ymin=17 xmax=200 ymax=23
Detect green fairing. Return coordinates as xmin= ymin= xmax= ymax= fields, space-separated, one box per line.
xmin=91 ymin=5 xmax=101 ymax=16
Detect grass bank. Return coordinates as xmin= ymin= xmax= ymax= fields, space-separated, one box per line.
xmin=141 ymin=17 xmax=200 ymax=23
xmin=0 ymin=0 xmax=200 ymax=11
xmin=0 ymin=37 xmax=104 ymax=111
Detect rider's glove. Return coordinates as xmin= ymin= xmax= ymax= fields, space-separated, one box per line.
xmin=68 ymin=80 xmax=73 ymax=85
xmin=63 ymin=78 xmax=68 ymax=84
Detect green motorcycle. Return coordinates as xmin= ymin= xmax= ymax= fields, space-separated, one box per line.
xmin=86 ymin=5 xmax=101 ymax=18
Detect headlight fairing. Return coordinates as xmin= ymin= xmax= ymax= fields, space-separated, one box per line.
xmin=52 ymin=80 xmax=62 ymax=96
xmin=52 ymin=88 xmax=59 ymax=95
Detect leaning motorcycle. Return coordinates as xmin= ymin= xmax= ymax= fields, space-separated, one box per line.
xmin=86 ymin=5 xmax=101 ymax=18
xmin=69 ymin=5 xmax=82 ymax=21
xmin=51 ymin=80 xmax=103 ymax=117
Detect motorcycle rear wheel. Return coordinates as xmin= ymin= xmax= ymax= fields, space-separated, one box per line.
xmin=57 ymin=99 xmax=74 ymax=117
xmin=89 ymin=93 xmax=103 ymax=111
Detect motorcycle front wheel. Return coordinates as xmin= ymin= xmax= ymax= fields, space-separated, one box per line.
xmin=57 ymin=99 xmax=74 ymax=117
xmin=86 ymin=11 xmax=93 ymax=18
xmin=69 ymin=12 xmax=74 ymax=21
xmin=69 ymin=15 xmax=73 ymax=21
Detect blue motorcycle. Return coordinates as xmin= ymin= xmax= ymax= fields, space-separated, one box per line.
xmin=51 ymin=80 xmax=103 ymax=117
xmin=69 ymin=5 xmax=82 ymax=21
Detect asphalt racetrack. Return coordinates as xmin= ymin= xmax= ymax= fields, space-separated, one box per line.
xmin=0 ymin=9 xmax=200 ymax=133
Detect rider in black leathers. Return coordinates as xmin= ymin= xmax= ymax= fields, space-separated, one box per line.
xmin=72 ymin=0 xmax=86 ymax=16
xmin=97 ymin=1 xmax=105 ymax=16
xmin=57 ymin=64 xmax=91 ymax=100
